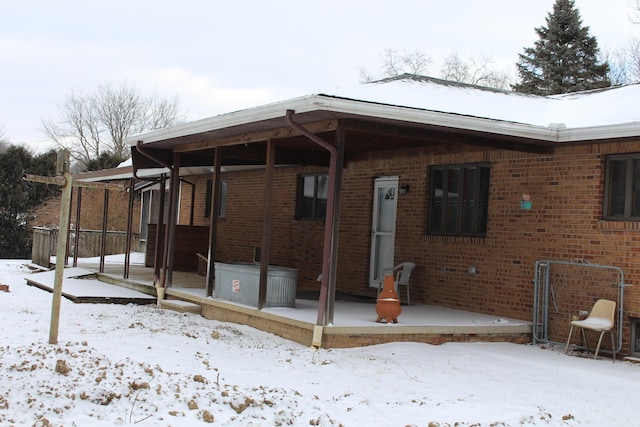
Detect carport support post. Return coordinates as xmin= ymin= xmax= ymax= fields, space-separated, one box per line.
xmin=325 ymin=122 xmax=345 ymax=324
xmin=124 ymin=178 xmax=135 ymax=279
xmin=49 ymin=150 xmax=72 ymax=345
xmin=153 ymin=175 xmax=166 ymax=285
xmin=206 ymin=148 xmax=222 ymax=297
xmin=99 ymin=189 xmax=109 ymax=273
xmin=165 ymin=152 xmax=181 ymax=288
xmin=258 ymin=139 xmax=275 ymax=309
xmin=72 ymin=187 xmax=82 ymax=267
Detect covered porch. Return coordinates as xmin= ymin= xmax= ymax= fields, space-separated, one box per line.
xmin=27 ymin=255 xmax=532 ymax=349
xmin=62 ymin=81 xmax=553 ymax=348
xmin=121 ymin=87 xmax=555 ymax=333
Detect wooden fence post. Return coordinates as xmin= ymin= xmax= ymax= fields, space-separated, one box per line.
xmin=49 ymin=150 xmax=72 ymax=345
xmin=24 ymin=152 xmax=127 ymax=345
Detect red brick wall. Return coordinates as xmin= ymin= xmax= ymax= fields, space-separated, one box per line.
xmin=177 ymin=168 xmax=326 ymax=289
xmin=176 ymin=140 xmax=640 ymax=354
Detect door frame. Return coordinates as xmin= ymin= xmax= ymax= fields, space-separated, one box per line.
xmin=368 ymin=176 xmax=399 ymax=288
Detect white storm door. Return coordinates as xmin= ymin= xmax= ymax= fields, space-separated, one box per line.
xmin=369 ymin=176 xmax=398 ymax=288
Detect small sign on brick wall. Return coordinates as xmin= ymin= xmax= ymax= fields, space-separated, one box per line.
xmin=520 ymin=194 xmax=532 ymax=210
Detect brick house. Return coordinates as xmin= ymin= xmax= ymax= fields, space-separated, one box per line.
xmin=127 ymin=75 xmax=640 ymax=355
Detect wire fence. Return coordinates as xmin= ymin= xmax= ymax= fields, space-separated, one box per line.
xmin=533 ymin=259 xmax=629 ymax=354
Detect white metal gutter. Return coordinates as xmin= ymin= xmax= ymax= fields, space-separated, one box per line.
xmin=127 ymin=94 xmax=640 ymax=147
xmin=125 ymin=96 xmax=322 ymax=146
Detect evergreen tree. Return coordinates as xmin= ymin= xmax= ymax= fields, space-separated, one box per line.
xmin=513 ymin=0 xmax=610 ymax=95
xmin=0 ymin=146 xmax=56 ymax=258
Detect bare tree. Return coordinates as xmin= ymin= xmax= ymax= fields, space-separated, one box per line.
xmin=631 ymin=0 xmax=640 ymax=24
xmin=465 ymin=55 xmax=512 ymax=90
xmin=361 ymin=48 xmax=512 ymax=89
xmin=440 ymin=52 xmax=470 ymax=82
xmin=602 ymin=47 xmax=630 ymax=86
xmin=607 ymin=1 xmax=640 ymax=84
xmin=601 ymin=36 xmax=640 ymax=86
xmin=440 ymin=52 xmax=514 ymax=89
xmin=625 ymin=37 xmax=640 ymax=82
xmin=360 ymin=48 xmax=432 ymax=82
xmin=42 ymin=82 xmax=184 ymax=166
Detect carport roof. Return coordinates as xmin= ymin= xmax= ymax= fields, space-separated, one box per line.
xmin=126 ymin=74 xmax=640 ymax=150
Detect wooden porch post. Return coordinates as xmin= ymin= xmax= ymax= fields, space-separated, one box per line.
xmin=164 ymin=152 xmax=181 ymax=288
xmin=206 ymin=147 xmax=222 ymax=297
xmin=99 ymin=189 xmax=109 ymax=273
xmin=284 ymin=110 xmax=338 ymax=347
xmin=65 ymin=190 xmax=73 ymax=267
xmin=72 ymin=187 xmax=82 ymax=267
xmin=326 ymin=121 xmax=345 ymax=324
xmin=153 ymin=175 xmax=166 ymax=285
xmin=258 ymin=138 xmax=275 ymax=309
xmin=124 ymin=178 xmax=135 ymax=279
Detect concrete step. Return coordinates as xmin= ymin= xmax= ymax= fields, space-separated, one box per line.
xmin=160 ymin=299 xmax=202 ymax=314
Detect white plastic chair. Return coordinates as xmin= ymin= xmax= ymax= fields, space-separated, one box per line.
xmin=564 ymin=299 xmax=616 ymax=360
xmin=378 ymin=262 xmax=415 ymax=305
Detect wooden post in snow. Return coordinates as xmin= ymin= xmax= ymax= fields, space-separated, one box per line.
xmin=49 ymin=150 xmax=72 ymax=344
xmin=24 ymin=150 xmax=127 ymax=345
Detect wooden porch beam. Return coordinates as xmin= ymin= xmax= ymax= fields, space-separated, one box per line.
xmin=24 ymin=174 xmax=127 ymax=191
xmin=174 ymin=119 xmax=339 ymax=153
xmin=343 ymin=118 xmax=554 ymax=154
xmin=220 ymin=144 xmax=331 ymax=166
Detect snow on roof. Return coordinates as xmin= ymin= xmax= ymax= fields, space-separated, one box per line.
xmin=327 ymin=74 xmax=640 ymax=129
xmin=117 ymin=158 xmax=132 ymax=168
xmin=128 ymin=75 xmax=640 ymax=147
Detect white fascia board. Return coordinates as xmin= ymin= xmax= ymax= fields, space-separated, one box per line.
xmin=557 ymin=122 xmax=640 ymax=143
xmin=127 ymin=94 xmax=554 ymax=146
xmin=75 ymin=167 xmax=171 ymax=182
xmin=126 ymin=96 xmax=322 ymax=146
xmin=128 ymin=94 xmax=640 ymax=147
xmin=309 ymin=96 xmax=557 ymax=141
xmin=311 ymin=97 xmax=640 ymax=142
xmin=75 ymin=172 xmax=132 ymax=182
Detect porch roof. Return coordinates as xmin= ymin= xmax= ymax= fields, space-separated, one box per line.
xmin=126 ymin=75 xmax=640 ymax=157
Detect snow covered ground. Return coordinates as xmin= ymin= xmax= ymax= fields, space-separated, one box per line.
xmin=1 ymin=259 xmax=639 ymax=426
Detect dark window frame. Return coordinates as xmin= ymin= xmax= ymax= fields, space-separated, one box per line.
xmin=603 ymin=153 xmax=640 ymax=221
xmin=296 ymin=173 xmax=328 ymax=220
xmin=427 ymin=162 xmax=490 ymax=237
xmin=631 ymin=318 xmax=640 ymax=358
xmin=204 ymin=179 xmax=227 ymax=219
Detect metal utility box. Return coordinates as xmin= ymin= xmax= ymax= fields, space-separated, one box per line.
xmin=215 ymin=262 xmax=298 ymax=308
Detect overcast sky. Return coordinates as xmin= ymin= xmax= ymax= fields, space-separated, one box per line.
xmin=1 ymin=0 xmax=638 ymax=152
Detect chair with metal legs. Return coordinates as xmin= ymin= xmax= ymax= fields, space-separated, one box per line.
xmin=565 ymin=299 xmax=616 ymax=360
